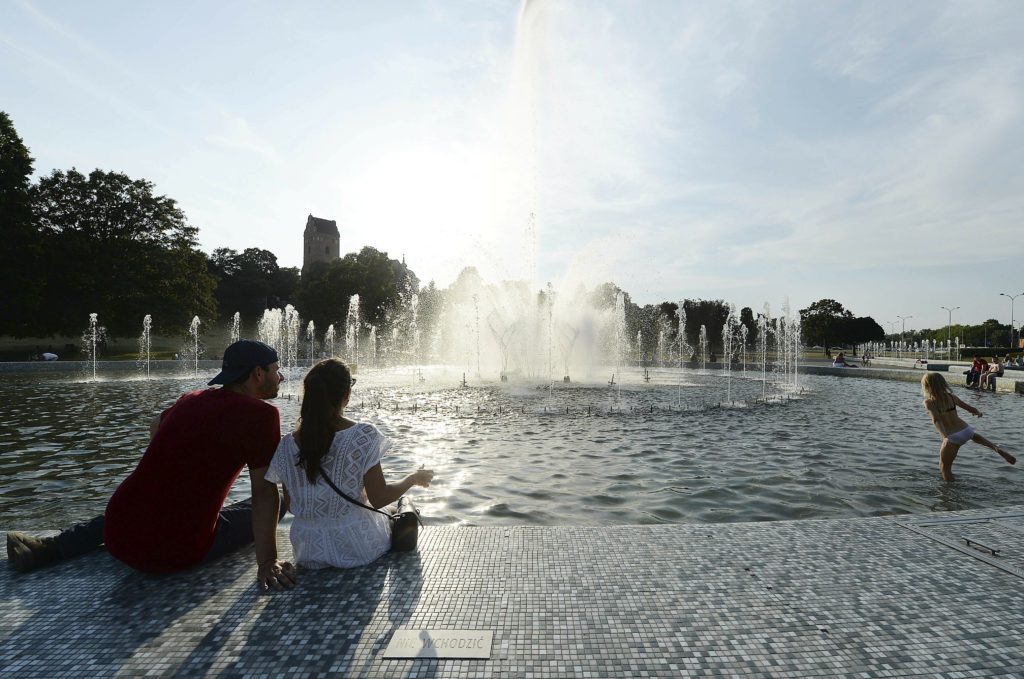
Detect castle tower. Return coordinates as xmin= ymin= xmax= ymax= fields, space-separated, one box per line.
xmin=302 ymin=214 xmax=340 ymax=273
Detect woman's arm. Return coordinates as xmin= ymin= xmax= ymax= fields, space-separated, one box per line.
xmin=363 ymin=463 xmax=434 ymax=509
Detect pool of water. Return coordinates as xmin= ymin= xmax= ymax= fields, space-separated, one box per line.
xmin=0 ymin=367 xmax=1019 ymax=531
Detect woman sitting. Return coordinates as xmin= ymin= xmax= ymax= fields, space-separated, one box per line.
xmin=266 ymin=359 xmax=434 ymax=568
xmin=832 ymin=352 xmax=857 ymax=368
xmin=979 ymin=357 xmax=1004 ymax=390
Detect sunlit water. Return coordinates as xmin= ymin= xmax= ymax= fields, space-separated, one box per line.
xmin=1 ymin=367 xmax=1019 ymax=531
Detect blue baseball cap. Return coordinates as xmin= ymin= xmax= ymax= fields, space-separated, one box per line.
xmin=208 ymin=340 xmax=279 ymax=385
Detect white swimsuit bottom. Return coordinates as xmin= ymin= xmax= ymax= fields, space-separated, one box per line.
xmin=947 ymin=425 xmax=975 ymax=446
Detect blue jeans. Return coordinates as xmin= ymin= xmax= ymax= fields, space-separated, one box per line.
xmin=55 ymin=498 xmax=286 ymax=566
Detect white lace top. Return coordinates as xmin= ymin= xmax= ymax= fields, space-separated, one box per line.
xmin=266 ymin=423 xmax=393 ymax=569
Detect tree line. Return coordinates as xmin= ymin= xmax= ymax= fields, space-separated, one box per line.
xmin=9 ymin=110 xmax=1001 ymax=354
xmin=0 ymin=111 xmax=414 ymax=340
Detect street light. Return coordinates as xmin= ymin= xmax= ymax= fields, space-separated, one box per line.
xmin=940 ymin=306 xmax=959 ymax=351
xmin=999 ymin=292 xmax=1023 ymax=349
xmin=897 ymin=315 xmax=912 ymax=356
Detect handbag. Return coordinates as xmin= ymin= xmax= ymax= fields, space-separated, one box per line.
xmin=318 ymin=465 xmax=423 ymax=552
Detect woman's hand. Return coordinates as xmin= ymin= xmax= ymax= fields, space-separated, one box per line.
xmin=413 ymin=465 xmax=435 ymax=488
xmin=257 ymin=559 xmax=298 ymax=592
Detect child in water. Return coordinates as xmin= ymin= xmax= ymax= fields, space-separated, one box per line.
xmin=921 ymin=372 xmax=1015 ymax=482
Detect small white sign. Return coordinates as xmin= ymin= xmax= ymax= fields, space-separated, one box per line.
xmin=383 ymin=629 xmax=493 ymax=659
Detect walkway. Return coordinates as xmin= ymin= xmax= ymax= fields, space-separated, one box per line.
xmin=4 ymin=506 xmax=1024 ymax=677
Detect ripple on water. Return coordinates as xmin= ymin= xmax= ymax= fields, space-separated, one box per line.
xmin=1 ymin=371 xmax=1021 ymax=530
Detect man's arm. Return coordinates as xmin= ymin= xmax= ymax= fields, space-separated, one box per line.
xmin=250 ymin=465 xmax=297 ymax=591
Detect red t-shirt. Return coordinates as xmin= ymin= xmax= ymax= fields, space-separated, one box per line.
xmin=104 ymin=388 xmax=281 ymax=573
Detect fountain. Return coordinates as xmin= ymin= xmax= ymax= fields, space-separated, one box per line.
xmin=82 ymin=313 xmax=103 ymax=379
xmin=699 ymin=325 xmax=707 ymax=371
xmin=188 ymin=316 xmax=201 ymax=377
xmin=306 ymin=320 xmax=316 ymax=363
xmin=345 ymin=295 xmax=360 ymax=366
xmin=324 ymin=324 xmax=336 ymax=359
xmin=230 ymin=312 xmax=241 ymax=345
xmin=137 ymin=314 xmax=152 ymax=377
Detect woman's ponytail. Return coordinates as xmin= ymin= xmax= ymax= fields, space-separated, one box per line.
xmin=295 ymin=359 xmax=353 ymax=483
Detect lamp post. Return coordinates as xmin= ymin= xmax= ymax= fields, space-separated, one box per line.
xmin=885 ymin=321 xmax=898 ymax=356
xmin=940 ymin=306 xmax=959 ymax=355
xmin=897 ymin=315 xmax=912 ymax=357
xmin=999 ymin=292 xmax=1023 ymax=349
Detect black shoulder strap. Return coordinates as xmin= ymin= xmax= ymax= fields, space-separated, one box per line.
xmin=318 ymin=465 xmax=392 ymax=519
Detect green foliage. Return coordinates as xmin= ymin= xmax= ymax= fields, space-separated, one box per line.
xmin=30 ymin=168 xmax=217 ymax=336
xmin=209 ymin=247 xmax=298 ymax=319
xmin=799 ymin=299 xmax=883 ymax=353
xmin=799 ymin=298 xmax=852 ymax=350
xmin=681 ymin=299 xmax=730 ymax=349
xmin=296 ymin=246 xmax=412 ymax=331
xmin=0 ymin=111 xmax=41 ymax=335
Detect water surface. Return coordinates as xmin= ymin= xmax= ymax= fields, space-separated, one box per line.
xmin=1 ymin=367 xmax=1019 ymax=530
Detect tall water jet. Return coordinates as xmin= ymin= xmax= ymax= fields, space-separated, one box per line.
xmin=346 ymin=295 xmax=360 ymax=365
xmin=284 ymin=305 xmax=300 ymax=372
xmin=306 ymin=320 xmax=316 ymax=363
xmin=137 ymin=314 xmax=152 ymax=378
xmin=83 ymin=313 xmax=101 ymax=379
xmin=230 ymin=312 xmax=241 ymax=345
xmin=759 ymin=304 xmax=770 ymax=399
xmin=613 ymin=291 xmax=627 ymax=381
xmin=699 ymin=325 xmax=708 ymax=371
xmin=324 ymin=324 xmax=336 ymax=358
xmin=257 ymin=308 xmax=282 ymax=353
xmin=741 ymin=325 xmax=749 ymax=375
xmin=188 ymin=316 xmax=201 ymax=377
xmin=722 ymin=305 xmax=735 ymax=401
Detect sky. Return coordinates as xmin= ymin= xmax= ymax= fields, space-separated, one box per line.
xmin=3 ymin=0 xmax=1023 ymax=332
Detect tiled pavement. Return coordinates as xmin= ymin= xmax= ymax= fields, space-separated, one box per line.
xmin=4 ymin=507 xmax=1024 ymax=677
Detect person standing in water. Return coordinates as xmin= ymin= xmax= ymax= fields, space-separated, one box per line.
xmin=921 ymin=372 xmax=1015 ymax=482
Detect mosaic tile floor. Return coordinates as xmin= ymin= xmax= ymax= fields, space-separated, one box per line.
xmin=4 ymin=507 xmax=1024 ymax=677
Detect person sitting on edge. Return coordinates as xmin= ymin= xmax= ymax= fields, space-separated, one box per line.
xmin=266 ymin=358 xmax=434 ymax=569
xmin=832 ymin=352 xmax=858 ymax=368
xmin=980 ymin=356 xmax=1004 ymax=390
xmin=6 ymin=340 xmax=298 ymax=592
xmin=965 ymin=355 xmax=988 ymax=388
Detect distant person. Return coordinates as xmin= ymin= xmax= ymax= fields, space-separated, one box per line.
xmin=832 ymin=352 xmax=858 ymax=368
xmin=980 ymin=357 xmax=1004 ymax=390
xmin=7 ymin=340 xmax=297 ymax=592
xmin=965 ymin=355 xmax=988 ymax=388
xmin=921 ymin=372 xmax=1015 ymax=482
xmin=266 ymin=358 xmax=434 ymax=568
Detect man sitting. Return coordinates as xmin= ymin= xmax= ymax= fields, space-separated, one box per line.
xmin=6 ymin=340 xmax=297 ymax=592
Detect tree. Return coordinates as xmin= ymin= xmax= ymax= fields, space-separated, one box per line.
xmin=31 ymin=168 xmax=216 ymax=336
xmin=739 ymin=306 xmax=757 ymax=348
xmin=845 ymin=316 xmax=885 ymax=355
xmin=295 ymin=246 xmax=410 ymax=331
xmin=209 ymin=247 xmax=297 ymax=319
xmin=681 ymin=299 xmax=730 ymax=350
xmin=799 ymin=299 xmax=852 ymax=353
xmin=0 ymin=111 xmax=41 ymax=335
